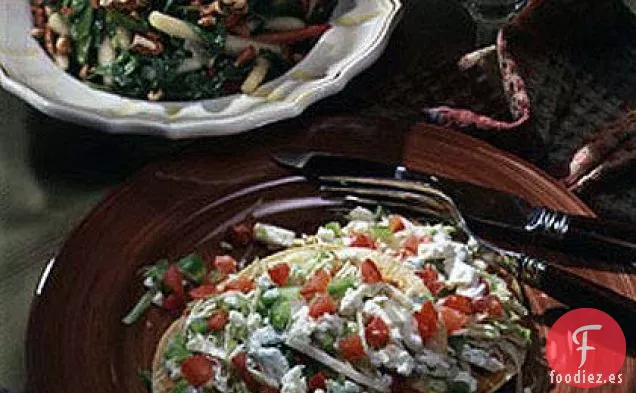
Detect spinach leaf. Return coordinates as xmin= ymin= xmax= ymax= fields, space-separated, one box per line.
xmin=91 ymin=8 xmax=105 ymax=60
xmin=70 ymin=0 xmax=94 ymax=65
xmin=105 ymin=9 xmax=150 ymax=33
xmin=92 ymin=37 xmax=248 ymax=100
xmin=193 ymin=20 xmax=227 ymax=53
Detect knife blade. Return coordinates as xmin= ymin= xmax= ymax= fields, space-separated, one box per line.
xmin=272 ymin=151 xmax=636 ymax=262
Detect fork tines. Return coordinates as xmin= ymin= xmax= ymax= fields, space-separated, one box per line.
xmin=318 ymin=176 xmax=456 ymax=219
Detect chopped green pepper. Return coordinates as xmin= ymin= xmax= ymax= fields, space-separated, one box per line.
xmin=314 ymin=331 xmax=336 ymax=353
xmin=261 ymin=288 xmax=280 ymax=306
xmin=327 ymin=277 xmax=355 ymax=298
xmin=370 ymin=225 xmax=393 ymax=242
xmin=255 ymin=299 xmax=269 ymax=316
xmin=189 ymin=319 xmax=209 ymax=334
xmin=177 ymin=253 xmax=206 ymax=284
xmin=262 ymin=286 xmax=300 ymax=305
xmin=324 ymin=222 xmax=342 ymax=237
xmin=270 ymin=299 xmax=291 ymax=330
xmin=164 ymin=333 xmax=191 ymax=363
xmin=142 ymin=260 xmax=169 ymax=284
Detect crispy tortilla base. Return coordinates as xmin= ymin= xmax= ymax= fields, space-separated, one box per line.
xmin=151 ymin=245 xmax=525 ymax=393
xmin=152 ymin=318 xmax=184 ymax=393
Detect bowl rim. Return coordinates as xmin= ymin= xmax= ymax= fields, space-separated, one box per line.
xmin=0 ymin=0 xmax=403 ymax=139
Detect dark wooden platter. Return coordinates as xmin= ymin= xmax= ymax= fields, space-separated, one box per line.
xmin=25 ymin=117 xmax=634 ymax=393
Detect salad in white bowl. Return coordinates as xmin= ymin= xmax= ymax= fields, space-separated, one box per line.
xmin=0 ymin=0 xmax=401 ymax=137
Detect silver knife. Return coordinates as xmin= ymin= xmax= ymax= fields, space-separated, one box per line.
xmin=272 ymin=151 xmax=636 ymax=263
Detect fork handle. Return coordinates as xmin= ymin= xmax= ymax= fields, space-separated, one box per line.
xmin=525 ymin=207 xmax=636 ymax=261
xmin=520 ymin=255 xmax=636 ymax=340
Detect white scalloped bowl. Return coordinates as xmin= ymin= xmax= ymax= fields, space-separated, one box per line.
xmin=0 ymin=0 xmax=401 ymax=138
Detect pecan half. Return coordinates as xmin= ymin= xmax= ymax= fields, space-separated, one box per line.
xmin=100 ymin=0 xmax=147 ymax=11
xmin=55 ymin=36 xmax=71 ymax=55
xmin=130 ymin=34 xmax=164 ymax=55
xmin=147 ymin=89 xmax=164 ymax=101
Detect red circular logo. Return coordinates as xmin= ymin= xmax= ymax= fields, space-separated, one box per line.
xmin=546 ymin=308 xmax=626 ymax=388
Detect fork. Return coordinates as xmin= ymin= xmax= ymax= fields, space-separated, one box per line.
xmin=318 ymin=176 xmax=636 ymax=339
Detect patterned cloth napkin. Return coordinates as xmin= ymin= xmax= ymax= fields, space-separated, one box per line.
xmin=422 ymin=0 xmax=636 ymax=197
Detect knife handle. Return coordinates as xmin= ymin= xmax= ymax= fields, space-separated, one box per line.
xmin=520 ymin=255 xmax=636 ymax=340
xmin=525 ymin=207 xmax=636 ymax=262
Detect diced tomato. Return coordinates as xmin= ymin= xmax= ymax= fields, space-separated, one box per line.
xmin=300 ymin=269 xmax=331 ymax=300
xmin=181 ymin=355 xmax=214 ymax=387
xmin=163 ymin=264 xmax=185 ymax=299
xmin=309 ymin=294 xmax=337 ymax=319
xmin=308 ymin=372 xmax=327 ymax=392
xmin=365 ymin=316 xmax=390 ymax=349
xmin=441 ymin=295 xmax=473 ymax=314
xmin=426 ymin=281 xmax=446 ymax=296
xmin=439 ymin=306 xmax=469 ymax=334
xmin=403 ymin=234 xmax=420 ymax=255
xmin=208 ymin=309 xmax=229 ymax=331
xmin=338 ymin=335 xmax=366 ymax=362
xmin=414 ymin=302 xmax=438 ymax=340
xmin=228 ymin=223 xmax=253 ymax=246
xmin=415 ymin=267 xmax=442 ymax=296
xmin=388 ymin=215 xmax=405 ymax=233
xmin=189 ymin=284 xmax=219 ymax=299
xmin=268 ymin=263 xmax=290 ymax=287
xmin=224 ymin=276 xmax=255 ymax=293
xmin=231 ymin=352 xmax=258 ymax=390
xmin=472 ymin=295 xmax=503 ymax=317
xmin=350 ymin=234 xmax=376 ymax=249
xmin=360 ymin=259 xmax=383 ymax=284
xmin=214 ymin=255 xmax=238 ymax=275
xmin=162 ymin=293 xmax=185 ymax=315
xmin=416 ymin=266 xmax=439 ymax=287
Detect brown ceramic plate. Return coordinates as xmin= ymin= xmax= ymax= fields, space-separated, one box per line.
xmin=25 ymin=117 xmax=635 ymax=393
